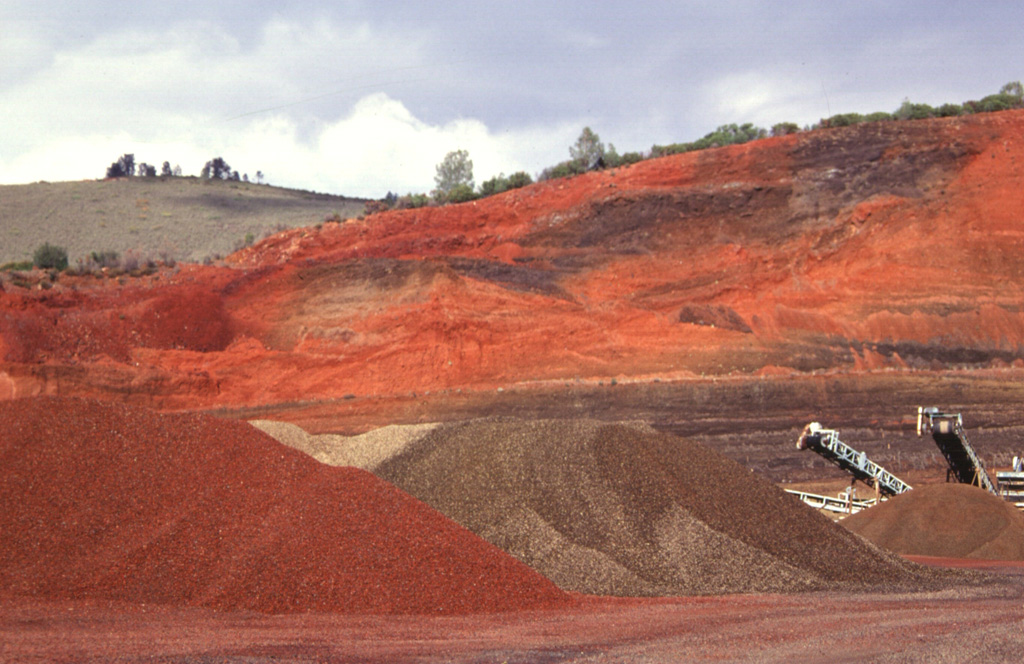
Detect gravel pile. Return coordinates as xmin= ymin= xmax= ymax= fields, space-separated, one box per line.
xmin=842 ymin=483 xmax=1024 ymax=560
xmin=0 ymin=398 xmax=569 ymax=614
xmin=375 ymin=417 xmax=947 ymax=596
xmin=249 ymin=419 xmax=437 ymax=470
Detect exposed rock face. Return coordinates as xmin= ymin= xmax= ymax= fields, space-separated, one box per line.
xmin=2 ymin=111 xmax=1024 ymax=418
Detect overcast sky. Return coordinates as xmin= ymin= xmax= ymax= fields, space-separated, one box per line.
xmin=2 ymin=1 xmax=1023 ymax=198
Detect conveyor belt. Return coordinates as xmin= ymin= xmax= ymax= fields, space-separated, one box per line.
xmin=784 ymin=489 xmax=875 ymax=515
xmin=917 ymin=407 xmax=997 ymax=495
xmin=796 ymin=423 xmax=912 ymax=497
xmin=995 ymin=470 xmax=1024 ymax=510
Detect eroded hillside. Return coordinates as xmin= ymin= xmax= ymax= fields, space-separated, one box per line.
xmin=3 ymin=111 xmax=1024 ymax=441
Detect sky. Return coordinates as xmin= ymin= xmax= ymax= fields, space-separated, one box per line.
xmin=2 ymin=1 xmax=1023 ymax=198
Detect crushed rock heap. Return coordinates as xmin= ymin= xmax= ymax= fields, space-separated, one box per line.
xmin=0 ymin=397 xmax=570 ymax=614
xmin=262 ymin=416 xmax=951 ymax=595
xmin=842 ymin=483 xmax=1024 ymax=560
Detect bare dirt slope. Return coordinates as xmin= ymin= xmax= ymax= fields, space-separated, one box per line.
xmin=4 ymin=112 xmax=1024 ymax=482
xmin=0 ymin=177 xmax=365 ymax=265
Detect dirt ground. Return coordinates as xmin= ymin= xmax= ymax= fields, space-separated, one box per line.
xmin=2 ymin=560 xmax=1022 ymax=663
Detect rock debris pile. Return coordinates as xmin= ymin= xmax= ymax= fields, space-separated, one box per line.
xmin=277 ymin=416 xmax=946 ymax=596
xmin=0 ymin=397 xmax=569 ymax=614
xmin=842 ymin=483 xmax=1024 ymax=560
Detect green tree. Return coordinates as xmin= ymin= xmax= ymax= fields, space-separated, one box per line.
xmin=433 ymin=149 xmax=474 ymax=199
xmin=201 ymin=157 xmax=232 ymax=180
xmin=1000 ymin=81 xmax=1023 ymax=100
xmin=770 ymin=122 xmax=800 ymax=137
xmin=105 ymin=153 xmax=135 ymax=178
xmin=570 ymin=127 xmax=605 ymax=168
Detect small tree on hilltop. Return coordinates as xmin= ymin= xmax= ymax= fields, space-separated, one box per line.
xmin=1000 ymin=81 xmax=1023 ymax=100
xmin=105 ymin=153 xmax=135 ymax=178
xmin=433 ymin=149 xmax=474 ymax=201
xmin=201 ymin=157 xmax=232 ymax=180
xmin=570 ymin=127 xmax=605 ymax=169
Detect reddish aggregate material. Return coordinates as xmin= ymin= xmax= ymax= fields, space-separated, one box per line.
xmin=842 ymin=483 xmax=1024 ymax=560
xmin=0 ymin=396 xmax=570 ymax=614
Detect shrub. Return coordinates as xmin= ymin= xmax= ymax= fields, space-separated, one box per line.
xmin=1 ymin=260 xmax=34 ymax=272
xmin=33 ymin=243 xmax=68 ymax=270
xmin=771 ymin=122 xmax=801 ymax=136
xmin=479 ymin=171 xmax=533 ymax=197
xmin=479 ymin=175 xmax=508 ymax=197
xmin=936 ymin=103 xmax=963 ymax=117
xmin=616 ymin=151 xmax=645 ymax=166
xmin=824 ymin=113 xmax=864 ymax=128
xmin=538 ymin=160 xmax=586 ymax=181
xmin=649 ymin=143 xmax=692 ymax=158
xmin=506 ymin=171 xmax=533 ymax=189
xmin=90 ymin=250 xmax=120 ymax=269
xmin=363 ymin=200 xmax=391 ymax=215
xmin=893 ymin=100 xmax=935 ymax=120
xmin=395 ymin=193 xmax=431 ymax=209
xmin=444 ymin=183 xmax=478 ymax=204
xmin=863 ymin=111 xmax=893 ymax=123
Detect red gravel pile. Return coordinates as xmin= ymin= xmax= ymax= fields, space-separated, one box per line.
xmin=842 ymin=483 xmax=1024 ymax=560
xmin=0 ymin=397 xmax=569 ymax=614
xmin=376 ymin=418 xmax=944 ymax=596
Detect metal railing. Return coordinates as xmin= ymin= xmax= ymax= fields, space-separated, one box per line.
xmin=784 ymin=488 xmax=875 ymax=515
xmin=796 ymin=422 xmax=912 ymax=497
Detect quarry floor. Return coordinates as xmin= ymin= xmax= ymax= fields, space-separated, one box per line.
xmin=3 ymin=560 xmax=1023 ymax=664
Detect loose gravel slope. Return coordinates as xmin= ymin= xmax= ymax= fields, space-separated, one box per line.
xmin=375 ymin=417 xmax=947 ymax=596
xmin=0 ymin=397 xmax=570 ymax=614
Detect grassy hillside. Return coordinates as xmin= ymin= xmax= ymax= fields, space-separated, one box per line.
xmin=0 ymin=177 xmax=367 ymax=266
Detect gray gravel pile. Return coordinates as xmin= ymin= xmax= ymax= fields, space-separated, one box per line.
xmin=249 ymin=420 xmax=438 ymax=470
xmin=374 ymin=417 xmax=948 ymax=596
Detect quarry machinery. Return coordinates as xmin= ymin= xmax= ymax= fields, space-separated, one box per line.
xmin=916 ymin=407 xmax=997 ymax=495
xmin=790 ymin=422 xmax=912 ymax=513
xmin=795 ymin=422 xmax=912 ymax=497
xmin=997 ymin=456 xmax=1024 ymax=510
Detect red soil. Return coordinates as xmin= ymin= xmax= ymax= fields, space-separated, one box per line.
xmin=3 ymin=111 xmax=1024 ymax=413
xmin=0 ymin=396 xmax=570 ymax=614
xmin=5 ymin=576 xmax=1024 ymax=663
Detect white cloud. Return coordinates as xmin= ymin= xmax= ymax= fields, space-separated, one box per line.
xmin=0 ymin=15 xmax=581 ymax=197
xmin=699 ymin=72 xmax=824 ymax=131
xmin=217 ymin=94 xmax=579 ymax=196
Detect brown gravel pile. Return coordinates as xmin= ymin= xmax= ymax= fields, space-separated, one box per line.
xmin=375 ymin=417 xmax=944 ymax=596
xmin=842 ymin=483 xmax=1024 ymax=560
xmin=249 ymin=420 xmax=437 ymax=469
